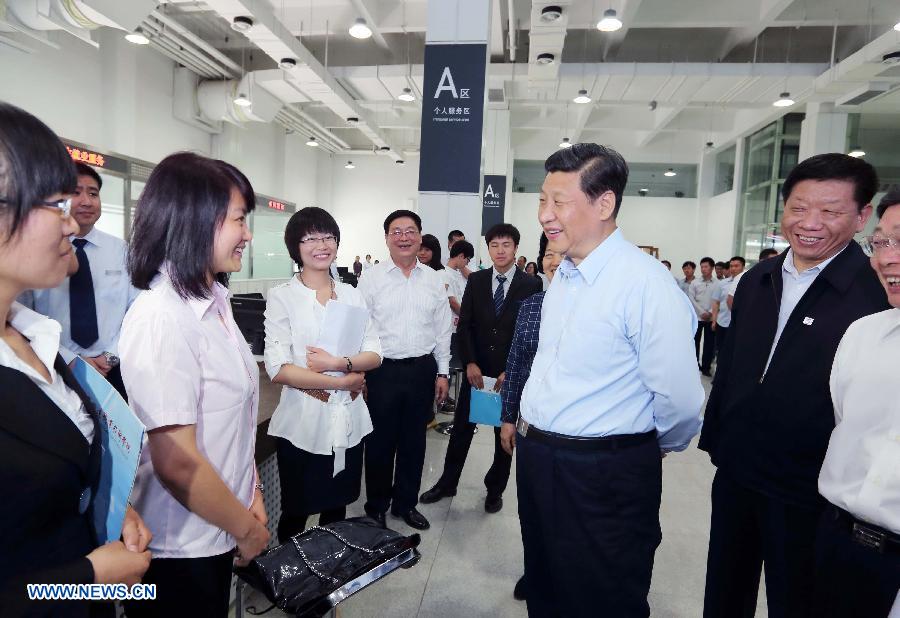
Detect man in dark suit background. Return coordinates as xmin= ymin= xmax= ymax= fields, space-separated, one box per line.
xmin=421 ymin=223 xmax=541 ymax=513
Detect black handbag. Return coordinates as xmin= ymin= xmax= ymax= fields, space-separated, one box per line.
xmin=234 ymin=517 xmax=420 ymax=616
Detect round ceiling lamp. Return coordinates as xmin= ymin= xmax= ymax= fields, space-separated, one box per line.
xmin=345 ymin=161 xmax=356 ymax=169
xmin=306 ymin=136 xmax=319 ymax=147
xmin=573 ymin=89 xmax=592 ymax=104
xmin=125 ymin=29 xmax=149 ymax=45
xmin=398 ymin=87 xmax=415 ymax=102
xmin=596 ymin=9 xmax=623 ymax=32
xmin=664 ymin=168 xmax=677 ymax=177
xmin=231 ymin=16 xmax=253 ymax=33
xmin=773 ymin=92 xmax=795 ymax=107
xmin=848 ymin=146 xmax=865 ymax=158
xmin=349 ymin=18 xmax=373 ymax=39
xmin=558 ymin=138 xmax=573 ymax=148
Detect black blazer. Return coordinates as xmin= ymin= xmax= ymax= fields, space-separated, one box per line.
xmin=457 ymin=267 xmax=542 ymax=378
xmin=698 ymin=243 xmax=889 ymax=507
xmin=0 ymin=356 xmax=102 ymax=617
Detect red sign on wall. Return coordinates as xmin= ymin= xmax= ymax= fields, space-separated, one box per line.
xmin=267 ymin=200 xmax=286 ymax=211
xmin=66 ymin=146 xmax=106 ymax=168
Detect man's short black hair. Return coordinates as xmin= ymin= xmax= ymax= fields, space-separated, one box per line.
xmin=544 ymin=143 xmax=629 ymax=217
xmin=876 ymin=185 xmax=900 ymax=219
xmin=729 ymin=256 xmax=746 ymax=266
xmin=449 ymin=239 xmax=474 ymax=259
xmin=485 ymin=223 xmax=520 ymax=246
xmin=759 ymin=248 xmax=779 ymax=260
xmin=782 ymin=153 xmax=878 ymax=212
xmin=715 ymin=261 xmax=728 ymax=270
xmin=682 ymin=261 xmax=696 ymax=269
xmin=448 ymin=229 xmax=464 ymax=244
xmin=75 ymin=162 xmax=102 ymax=190
xmin=383 ymin=209 xmax=421 ymax=233
xmin=700 ymin=257 xmax=715 ymax=268
xmin=661 ymin=259 xmax=672 ymax=269
xmin=284 ymin=207 xmax=340 ymax=268
xmin=537 ymin=233 xmax=549 ymax=273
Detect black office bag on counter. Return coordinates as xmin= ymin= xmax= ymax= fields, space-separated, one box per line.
xmin=234 ymin=517 xmax=421 ymax=617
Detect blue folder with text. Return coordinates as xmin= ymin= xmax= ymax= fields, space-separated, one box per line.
xmin=469 ymin=378 xmax=502 ymax=427
xmin=71 ymin=358 xmax=145 ymax=544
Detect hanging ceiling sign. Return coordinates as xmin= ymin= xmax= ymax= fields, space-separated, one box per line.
xmin=418 ymin=43 xmax=487 ymax=194
xmin=63 ymin=143 xmax=129 ymax=174
xmin=481 ymin=174 xmax=506 ymax=234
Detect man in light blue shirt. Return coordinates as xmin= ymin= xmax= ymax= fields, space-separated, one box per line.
xmin=512 ymin=143 xmax=703 ymax=617
xmin=32 ymin=162 xmax=138 ymax=398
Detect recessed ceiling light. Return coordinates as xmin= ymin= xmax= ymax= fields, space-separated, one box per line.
xmin=536 ymin=52 xmax=556 ymax=65
xmin=639 ymin=188 xmax=649 ymax=195
xmin=345 ymin=161 xmax=356 ymax=169
xmin=231 ymin=16 xmax=253 ymax=33
xmin=664 ymin=168 xmax=677 ymax=177
xmin=894 ymin=20 xmax=900 ymax=31
xmin=125 ymin=29 xmax=149 ymax=45
xmin=306 ymin=136 xmax=318 ymax=147
xmin=279 ymin=57 xmax=297 ymax=69
xmin=848 ymin=146 xmax=865 ymax=158
xmin=573 ymin=89 xmax=591 ymax=104
xmin=541 ymin=6 xmax=563 ymax=22
xmin=596 ymin=8 xmax=623 ymax=32
xmin=233 ymin=94 xmax=251 ymax=107
xmin=398 ymin=87 xmax=415 ymax=102
xmin=346 ymin=117 xmax=359 ymax=125
xmin=396 ymin=159 xmax=405 ymax=165
xmin=773 ymin=92 xmax=795 ymax=107
xmin=559 ymin=138 xmax=572 ymax=148
xmin=349 ymin=17 xmax=372 ymax=39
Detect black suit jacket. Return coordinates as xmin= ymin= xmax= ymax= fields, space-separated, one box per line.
xmin=0 ymin=356 xmax=102 ymax=617
xmin=698 ymin=242 xmax=889 ymax=507
xmin=458 ymin=268 xmax=543 ymax=379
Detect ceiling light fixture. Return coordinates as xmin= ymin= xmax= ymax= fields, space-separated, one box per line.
xmin=895 ymin=21 xmax=900 ymax=31
xmin=231 ymin=16 xmax=253 ymax=33
xmin=396 ymin=159 xmax=405 ymax=165
xmin=848 ymin=146 xmax=865 ymax=158
xmin=306 ymin=136 xmax=318 ymax=147
xmin=596 ymin=8 xmax=623 ymax=32
xmin=773 ymin=92 xmax=795 ymax=107
xmin=541 ymin=5 xmax=563 ymax=22
xmin=346 ymin=117 xmax=359 ymax=125
xmin=233 ymin=93 xmax=251 ymax=107
xmin=279 ymin=57 xmax=297 ymax=69
xmin=124 ymin=29 xmax=149 ymax=45
xmin=664 ymin=168 xmax=677 ymax=177
xmin=398 ymin=87 xmax=415 ymax=102
xmin=573 ymin=89 xmax=592 ymax=104
xmin=639 ymin=188 xmax=649 ymax=195
xmin=349 ymin=17 xmax=372 ymax=39
xmin=345 ymin=161 xmax=356 ymax=169
xmin=559 ymin=138 xmax=572 ymax=149
xmin=536 ymin=52 xmax=556 ymax=65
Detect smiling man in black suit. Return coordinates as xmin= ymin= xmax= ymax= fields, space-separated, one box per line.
xmin=421 ymin=223 xmax=541 ymax=513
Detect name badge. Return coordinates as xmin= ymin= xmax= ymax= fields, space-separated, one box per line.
xmin=802 ymin=317 xmax=815 ymax=326
xmin=105 ymin=269 xmax=122 ymax=276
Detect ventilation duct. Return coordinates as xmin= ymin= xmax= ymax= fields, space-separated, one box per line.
xmin=834 ymin=82 xmax=893 ymax=107
xmin=2 ymin=0 xmax=155 ymax=47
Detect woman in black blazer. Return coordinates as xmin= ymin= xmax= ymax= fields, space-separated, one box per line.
xmin=0 ymin=103 xmax=151 ymax=617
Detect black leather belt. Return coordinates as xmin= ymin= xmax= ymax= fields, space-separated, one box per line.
xmin=384 ymin=354 xmax=430 ymax=365
xmin=832 ymin=506 xmax=900 ymax=554
xmin=516 ymin=418 xmax=656 ymax=452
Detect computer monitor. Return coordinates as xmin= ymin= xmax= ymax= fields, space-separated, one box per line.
xmin=230 ymin=296 xmax=266 ymax=355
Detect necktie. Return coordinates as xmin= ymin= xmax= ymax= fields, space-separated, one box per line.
xmin=69 ymin=238 xmax=99 ymax=348
xmin=494 ymin=274 xmax=507 ymax=316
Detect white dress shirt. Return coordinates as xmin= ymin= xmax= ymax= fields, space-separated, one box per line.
xmin=538 ymin=273 xmax=550 ymax=291
xmin=0 ymin=302 xmax=94 ymax=442
xmin=32 ymin=227 xmax=139 ymax=363
xmin=713 ymin=277 xmax=733 ymax=328
xmin=357 ymin=259 xmax=452 ymax=374
xmin=764 ymin=247 xmax=844 ymax=373
xmin=688 ymin=276 xmax=717 ymax=319
xmin=119 ymin=271 xmax=259 ymax=559
xmin=263 ymin=277 xmax=381 ymax=473
xmin=520 ymin=229 xmax=704 ymax=450
xmin=491 ymin=264 xmax=517 ymax=300
xmin=819 ymin=308 xmax=900 ymax=535
xmin=441 ymin=267 xmax=467 ymax=333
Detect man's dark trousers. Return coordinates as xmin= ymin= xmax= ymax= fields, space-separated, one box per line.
xmin=517 ymin=430 xmax=662 ymax=617
xmin=694 ymin=320 xmax=715 ymax=371
xmin=433 ymin=267 xmax=540 ymax=498
xmin=364 ymin=355 xmax=436 ymax=515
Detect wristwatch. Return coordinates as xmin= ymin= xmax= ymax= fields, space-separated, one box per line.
xmin=344 ymin=356 xmax=353 ymax=372
xmin=437 ymin=374 xmax=449 ymax=380
xmin=255 ymin=482 xmax=265 ymax=494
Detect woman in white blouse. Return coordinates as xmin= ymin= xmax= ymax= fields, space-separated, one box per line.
xmin=264 ymin=207 xmax=382 ymax=541
xmin=119 ymin=153 xmax=269 ymax=618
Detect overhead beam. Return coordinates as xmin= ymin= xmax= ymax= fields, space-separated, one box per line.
xmin=716 ymin=0 xmax=796 ymax=61
xmin=637 ymin=103 xmax=688 ymax=147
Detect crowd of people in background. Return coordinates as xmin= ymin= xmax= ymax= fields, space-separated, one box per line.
xmin=2 ymin=100 xmax=898 ymax=618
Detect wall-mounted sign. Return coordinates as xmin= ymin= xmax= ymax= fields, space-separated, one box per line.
xmin=267 ymin=200 xmax=286 ymax=211
xmin=481 ymin=174 xmax=506 ymax=234
xmin=63 ymin=143 xmax=129 ymax=174
xmin=418 ymin=43 xmax=487 ymax=194
xmin=254 ymin=194 xmax=295 ymax=214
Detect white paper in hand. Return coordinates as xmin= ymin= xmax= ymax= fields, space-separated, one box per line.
xmin=316 ymin=301 xmax=369 ymax=377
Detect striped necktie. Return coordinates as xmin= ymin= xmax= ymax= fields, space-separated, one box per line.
xmin=494 ymin=274 xmax=507 ymax=316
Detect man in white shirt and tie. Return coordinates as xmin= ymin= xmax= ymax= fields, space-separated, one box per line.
xmin=358 ymin=210 xmax=452 ymax=531
xmin=32 ymin=162 xmax=138 ymax=399
xmin=814 ymin=187 xmax=900 ymax=618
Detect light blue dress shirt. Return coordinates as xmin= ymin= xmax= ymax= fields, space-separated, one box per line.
xmin=762 ymin=246 xmax=844 ymax=373
xmin=31 ymin=227 xmax=139 ymax=363
xmin=519 ymin=228 xmax=704 ymax=451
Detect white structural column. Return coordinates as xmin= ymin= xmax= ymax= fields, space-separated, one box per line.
xmin=798 ymin=103 xmax=849 ymax=161
xmin=417 ymin=0 xmax=491 ymax=249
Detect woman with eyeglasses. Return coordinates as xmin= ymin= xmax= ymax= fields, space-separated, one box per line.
xmin=264 ymin=207 xmax=382 ymax=541
xmin=0 ymin=102 xmax=151 ymax=617
xmin=118 ymin=152 xmax=269 ymax=618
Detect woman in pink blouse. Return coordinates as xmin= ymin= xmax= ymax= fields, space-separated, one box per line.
xmin=119 ymin=153 xmax=269 ymax=617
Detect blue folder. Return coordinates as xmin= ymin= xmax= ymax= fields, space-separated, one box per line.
xmin=469 ymin=386 xmax=502 ymax=427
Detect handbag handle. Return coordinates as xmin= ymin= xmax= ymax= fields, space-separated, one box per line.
xmin=290 ymin=525 xmax=376 ymax=583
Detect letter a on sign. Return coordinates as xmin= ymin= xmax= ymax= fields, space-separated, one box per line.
xmin=434 ymin=67 xmax=459 ymax=99
xmin=484 ymin=184 xmax=496 ymax=198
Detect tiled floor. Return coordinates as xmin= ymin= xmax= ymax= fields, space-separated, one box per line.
xmin=237 ymin=375 xmax=769 ymax=617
